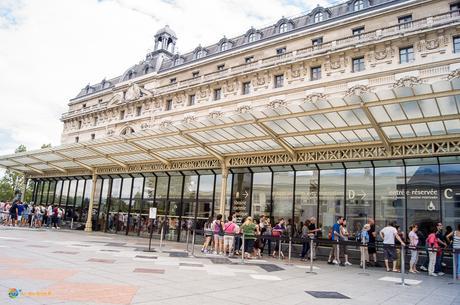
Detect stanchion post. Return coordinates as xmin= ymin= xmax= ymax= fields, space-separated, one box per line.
xmin=287 ymin=236 xmax=292 ymax=265
xmin=241 ymin=233 xmax=245 ymax=264
xmin=306 ymin=238 xmax=317 ymax=275
xmin=159 ymin=222 xmax=164 ymax=253
xmin=358 ymin=238 xmax=369 ymax=276
xmin=191 ymin=228 xmax=196 ymax=257
xmin=148 ymin=219 xmax=154 ymax=252
xmin=453 ymin=249 xmax=457 ymax=282
xmin=278 ymin=238 xmax=282 ymax=260
xmin=397 ymin=244 xmax=409 ymax=286
xmin=186 ymin=228 xmax=190 ymax=252
xmin=336 ymin=239 xmax=340 ymax=266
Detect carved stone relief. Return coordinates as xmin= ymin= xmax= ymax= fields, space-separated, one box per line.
xmin=393 ymin=76 xmax=422 ymax=88
xmin=345 ymin=84 xmax=372 ymax=96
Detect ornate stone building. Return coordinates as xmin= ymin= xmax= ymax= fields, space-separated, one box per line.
xmin=1 ymin=0 xmax=460 ymax=239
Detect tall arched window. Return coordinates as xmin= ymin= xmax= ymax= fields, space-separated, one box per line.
xmin=314 ymin=12 xmax=324 ymax=23
xmin=248 ymin=33 xmax=256 ymax=42
xmin=354 ymin=0 xmax=365 ymax=11
xmin=121 ymin=127 xmax=135 ymax=136
xmin=279 ymin=23 xmax=288 ymax=33
xmin=220 ymin=42 xmax=230 ymax=52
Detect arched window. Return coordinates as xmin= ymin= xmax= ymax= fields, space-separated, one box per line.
xmin=220 ymin=42 xmax=230 ymax=52
xmin=279 ymin=23 xmax=288 ymax=33
xmin=354 ymin=0 xmax=364 ymax=11
xmin=314 ymin=12 xmax=324 ymax=23
xmin=144 ymin=66 xmax=150 ymax=74
xmin=248 ymin=33 xmax=256 ymax=42
xmin=196 ymin=50 xmax=205 ymax=59
xmin=127 ymin=71 xmax=134 ymax=80
xmin=174 ymin=58 xmax=183 ymax=66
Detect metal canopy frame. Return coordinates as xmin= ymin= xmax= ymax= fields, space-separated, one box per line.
xmin=1 ymin=78 xmax=460 ymax=177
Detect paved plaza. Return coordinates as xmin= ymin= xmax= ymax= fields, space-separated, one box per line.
xmin=0 ymin=228 xmax=459 ymax=305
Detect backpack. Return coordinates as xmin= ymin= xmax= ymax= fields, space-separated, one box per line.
xmin=218 ymin=222 xmax=225 ymax=236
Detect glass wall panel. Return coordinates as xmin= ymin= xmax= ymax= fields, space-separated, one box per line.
xmin=319 ymin=169 xmax=345 ymax=236
xmin=375 ymin=167 xmax=405 ymax=232
xmin=197 ymin=175 xmax=214 ymax=230
xmin=294 ymin=170 xmax=318 ymax=233
xmin=91 ymin=179 xmax=102 ymax=230
xmin=60 ymin=180 xmax=69 ymax=208
xmin=66 ymin=180 xmax=77 ymax=221
xmin=440 ymin=164 xmax=460 ymax=230
xmin=140 ymin=176 xmax=156 ymax=237
xmin=231 ymin=173 xmax=251 ymax=224
xmin=107 ymin=178 xmax=122 ymax=233
xmin=406 ymin=165 xmax=440 ymax=237
xmin=128 ymin=177 xmax=144 ymax=235
xmin=166 ymin=176 xmax=182 ymax=240
xmin=117 ymin=178 xmax=132 ymax=234
xmin=251 ymin=172 xmax=272 ymax=219
xmin=81 ymin=179 xmax=92 ymax=223
xmin=346 ymin=168 xmax=374 ymax=236
xmin=155 ymin=176 xmax=169 ymax=217
xmin=272 ymin=171 xmax=294 ymax=232
xmin=54 ymin=180 xmax=62 ymax=205
xmin=47 ymin=181 xmax=56 ymax=204
xmin=98 ymin=179 xmax=110 ymax=231
xmin=74 ymin=180 xmax=85 ymax=222
xmin=41 ymin=181 xmax=49 ymax=204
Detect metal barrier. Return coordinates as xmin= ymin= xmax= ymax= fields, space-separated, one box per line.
xmin=305 ymin=238 xmax=317 ymax=275
xmin=358 ymin=240 xmax=369 ymax=276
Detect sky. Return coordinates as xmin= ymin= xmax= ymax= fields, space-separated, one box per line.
xmin=0 ymin=0 xmax=337 ymax=157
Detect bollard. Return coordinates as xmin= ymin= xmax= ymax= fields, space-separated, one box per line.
xmin=397 ymin=245 xmax=408 ymax=286
xmin=191 ymin=228 xmax=196 ymax=257
xmin=159 ymin=223 xmax=164 ymax=253
xmin=306 ymin=238 xmax=317 ymax=275
xmin=287 ymin=237 xmax=292 ymax=265
xmin=241 ymin=233 xmax=245 ymax=264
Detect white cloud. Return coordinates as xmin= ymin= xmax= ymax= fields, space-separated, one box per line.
xmin=0 ymin=0 xmax=335 ymax=156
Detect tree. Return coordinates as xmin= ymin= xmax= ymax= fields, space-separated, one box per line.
xmin=41 ymin=143 xmax=52 ymax=149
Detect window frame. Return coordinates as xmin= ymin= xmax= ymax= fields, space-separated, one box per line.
xmin=353 ymin=0 xmax=365 ymax=11
xmin=165 ymin=99 xmax=173 ymax=111
xmin=311 ymin=66 xmax=322 ymax=81
xmin=214 ymin=88 xmax=222 ymax=101
xmin=135 ymin=106 xmax=142 ymax=117
xmin=119 ymin=110 xmax=125 ymax=120
xmin=217 ymin=64 xmax=225 ymax=71
xmin=279 ymin=23 xmax=288 ymax=33
xmin=274 ymin=74 xmax=284 ymax=88
xmin=398 ymin=14 xmax=412 ymax=29
xmin=189 ymin=94 xmax=196 ymax=106
xmin=454 ymin=36 xmax=460 ymax=53
xmin=352 ymin=26 xmax=365 ymax=36
xmin=399 ymin=46 xmax=414 ymax=64
xmin=245 ymin=56 xmax=254 ymax=63
xmin=352 ymin=56 xmax=365 ymax=72
xmin=276 ymin=47 xmax=286 ymax=55
xmin=314 ymin=12 xmax=324 ymax=23
xmin=242 ymin=82 xmax=251 ymax=95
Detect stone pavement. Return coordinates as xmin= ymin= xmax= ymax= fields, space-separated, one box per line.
xmin=0 ymin=227 xmax=459 ymax=305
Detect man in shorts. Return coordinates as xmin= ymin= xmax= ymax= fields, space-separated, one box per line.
xmin=380 ymin=221 xmax=406 ymax=272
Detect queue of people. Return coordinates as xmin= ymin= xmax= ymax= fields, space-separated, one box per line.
xmin=0 ymin=200 xmax=64 ymax=229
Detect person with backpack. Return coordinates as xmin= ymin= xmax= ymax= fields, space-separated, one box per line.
xmin=360 ymin=224 xmax=370 ymax=268
xmin=240 ymin=216 xmax=259 ymax=259
xmin=201 ymin=216 xmax=213 ymax=253
xmin=51 ymin=205 xmax=59 ymax=229
xmin=223 ymin=215 xmax=239 ymax=256
xmin=9 ymin=200 xmax=19 ymax=227
xmin=272 ymin=218 xmax=286 ymax=258
xmin=426 ymin=226 xmax=440 ymax=276
xmin=328 ymin=216 xmax=344 ymax=265
xmin=211 ymin=214 xmax=224 ymax=255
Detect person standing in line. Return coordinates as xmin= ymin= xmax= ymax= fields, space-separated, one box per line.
xmin=272 ymin=218 xmax=286 ymax=258
xmin=57 ymin=206 xmax=64 ymax=229
xmin=360 ymin=224 xmax=370 ymax=267
xmin=9 ymin=200 xmax=19 ymax=227
xmin=446 ymin=224 xmax=460 ymax=280
xmin=380 ymin=222 xmax=406 ymax=272
xmin=22 ymin=203 xmax=29 ymax=227
xmin=435 ymin=222 xmax=447 ymax=275
xmin=341 ymin=219 xmax=352 ymax=266
xmin=211 ymin=214 xmax=224 ymax=255
xmin=426 ymin=226 xmax=440 ymax=276
xmin=308 ymin=217 xmax=321 ymax=260
xmin=328 ymin=216 xmax=344 ymax=265
xmin=367 ymin=218 xmax=380 ymax=267
xmin=408 ymin=224 xmax=420 ymax=273
xmin=240 ymin=216 xmax=259 ymax=259
xmin=300 ymin=220 xmax=311 ymax=261
xmin=201 ymin=216 xmax=213 ymax=253
xmin=17 ymin=201 xmax=24 ymax=227
xmin=223 ymin=215 xmax=238 ymax=257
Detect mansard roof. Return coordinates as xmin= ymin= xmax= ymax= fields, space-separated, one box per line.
xmin=73 ymin=0 xmax=406 ymax=100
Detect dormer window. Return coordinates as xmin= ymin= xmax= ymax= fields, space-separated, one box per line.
xmin=353 ymin=0 xmax=365 ymax=11
xmin=170 ymin=78 xmax=176 ymax=84
xmin=144 ymin=66 xmax=150 ymax=74
xmin=279 ymin=23 xmax=288 ymax=33
xmin=127 ymin=71 xmax=134 ymax=80
xmin=220 ymin=42 xmax=230 ymax=52
xmin=196 ymin=50 xmax=206 ymax=59
xmin=314 ymin=12 xmax=324 ymax=23
xmin=174 ymin=57 xmax=184 ymax=66
xmin=248 ymin=33 xmax=256 ymax=42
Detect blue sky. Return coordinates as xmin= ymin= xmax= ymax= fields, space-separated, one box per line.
xmin=0 ymin=0 xmax=336 ymax=158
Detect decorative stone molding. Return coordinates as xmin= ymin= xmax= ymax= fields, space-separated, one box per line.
xmin=393 ymin=76 xmax=423 ymax=88
xmin=447 ymin=69 xmax=460 ymax=80
xmin=209 ymin=110 xmax=224 ymax=120
xmin=107 ymin=129 xmax=114 ymax=136
xmin=305 ymin=92 xmax=328 ymax=103
xmin=140 ymin=123 xmax=150 ymax=130
xmin=159 ymin=120 xmax=173 ymax=129
xmin=268 ymin=99 xmax=287 ymax=109
xmin=345 ymin=84 xmax=371 ymax=96
xmin=237 ymin=105 xmax=252 ymax=114
xmin=182 ymin=114 xmax=197 ymax=124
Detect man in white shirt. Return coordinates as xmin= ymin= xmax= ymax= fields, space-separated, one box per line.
xmin=380 ymin=222 xmax=406 ymax=272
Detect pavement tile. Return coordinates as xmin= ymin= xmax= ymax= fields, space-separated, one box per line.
xmin=87 ymin=258 xmax=116 ymax=264
xmin=133 ymin=268 xmax=165 ymax=274
xmin=0 ymin=268 xmax=78 ymax=281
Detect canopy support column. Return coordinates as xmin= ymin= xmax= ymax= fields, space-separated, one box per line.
xmin=218 ymin=162 xmax=229 ymax=217
xmin=22 ymin=178 xmax=28 ymax=202
xmin=84 ymin=173 xmax=97 ymax=232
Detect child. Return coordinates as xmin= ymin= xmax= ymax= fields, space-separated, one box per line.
xmin=360 ymin=224 xmax=370 ymax=267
